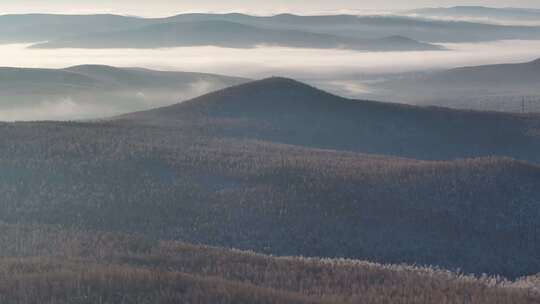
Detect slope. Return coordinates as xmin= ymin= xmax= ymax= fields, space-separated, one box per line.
xmin=372 ymin=58 xmax=540 ymax=112
xmin=0 ymin=224 xmax=537 ymax=303
xmin=122 ymin=77 xmax=540 ymax=162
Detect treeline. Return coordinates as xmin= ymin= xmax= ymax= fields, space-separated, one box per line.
xmin=0 ymin=260 xmax=322 ymax=304
xmin=0 ymin=224 xmax=538 ymax=304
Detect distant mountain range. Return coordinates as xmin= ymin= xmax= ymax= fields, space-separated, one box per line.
xmin=419 ymin=57 xmax=540 ymax=86
xmin=2 ymin=12 xmax=540 ymax=49
xmin=30 ymin=20 xmax=441 ymax=51
xmin=0 ymin=14 xmax=148 ymax=43
xmin=2 ymin=78 xmax=540 ymax=277
xmin=0 ymin=65 xmax=248 ymax=120
xmin=369 ymin=58 xmax=540 ymax=112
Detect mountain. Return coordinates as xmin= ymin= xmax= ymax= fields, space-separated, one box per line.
xmin=370 ymin=58 xmax=540 ymax=112
xmin=1 ymin=78 xmax=540 ymax=278
xmin=30 ymin=20 xmax=442 ymax=51
xmin=2 ymin=13 xmax=540 ymax=46
xmin=0 ymin=13 xmax=150 ymax=44
xmin=418 ymin=57 xmax=540 ymax=85
xmin=114 ymin=12 xmax=540 ymax=42
xmin=1 ymin=224 xmax=537 ymax=304
xmin=410 ymin=6 xmax=540 ymax=22
xmin=123 ymin=77 xmax=540 ymax=162
xmin=0 ymin=65 xmax=248 ymax=120
xmin=208 ymin=13 xmax=540 ymax=42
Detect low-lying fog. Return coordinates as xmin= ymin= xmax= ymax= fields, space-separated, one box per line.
xmin=3 ymin=40 xmax=540 ymax=76
xmin=1 ymin=39 xmax=540 ymax=121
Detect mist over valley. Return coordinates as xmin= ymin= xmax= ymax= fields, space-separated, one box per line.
xmin=1 ymin=4 xmax=540 ymax=303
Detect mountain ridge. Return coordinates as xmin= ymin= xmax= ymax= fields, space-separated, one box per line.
xmin=119 ymin=77 xmax=540 ymax=163
xmin=369 ymin=57 xmax=540 ymax=112
xmin=124 ymin=76 xmax=539 ymax=117
xmin=30 ymin=20 xmax=442 ymax=51
xmin=0 ymin=65 xmax=249 ymax=120
xmin=3 ymin=12 xmax=540 ymax=46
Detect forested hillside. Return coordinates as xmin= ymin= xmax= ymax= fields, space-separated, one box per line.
xmin=1 ymin=79 xmax=540 ymax=277
xmin=123 ymin=77 xmax=540 ymax=162
xmin=0 ymin=224 xmax=537 ymax=304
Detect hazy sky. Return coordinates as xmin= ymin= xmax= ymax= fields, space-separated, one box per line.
xmin=1 ymin=1 xmax=540 ymax=16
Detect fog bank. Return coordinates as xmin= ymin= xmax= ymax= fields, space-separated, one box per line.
xmin=1 ymin=40 xmax=539 ymax=120
xmin=1 ymin=40 xmax=538 ymax=78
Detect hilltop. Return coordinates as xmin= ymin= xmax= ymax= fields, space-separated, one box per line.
xmin=122 ymin=77 xmax=540 ymax=162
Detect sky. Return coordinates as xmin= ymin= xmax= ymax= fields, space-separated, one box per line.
xmin=1 ymin=0 xmax=540 ymax=16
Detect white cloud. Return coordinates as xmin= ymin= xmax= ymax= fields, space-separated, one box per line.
xmin=3 ymin=40 xmax=539 ymax=78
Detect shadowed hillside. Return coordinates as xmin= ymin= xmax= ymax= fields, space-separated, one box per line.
xmin=0 ymin=78 xmax=539 ymax=277
xmin=123 ymin=77 xmax=540 ymax=162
